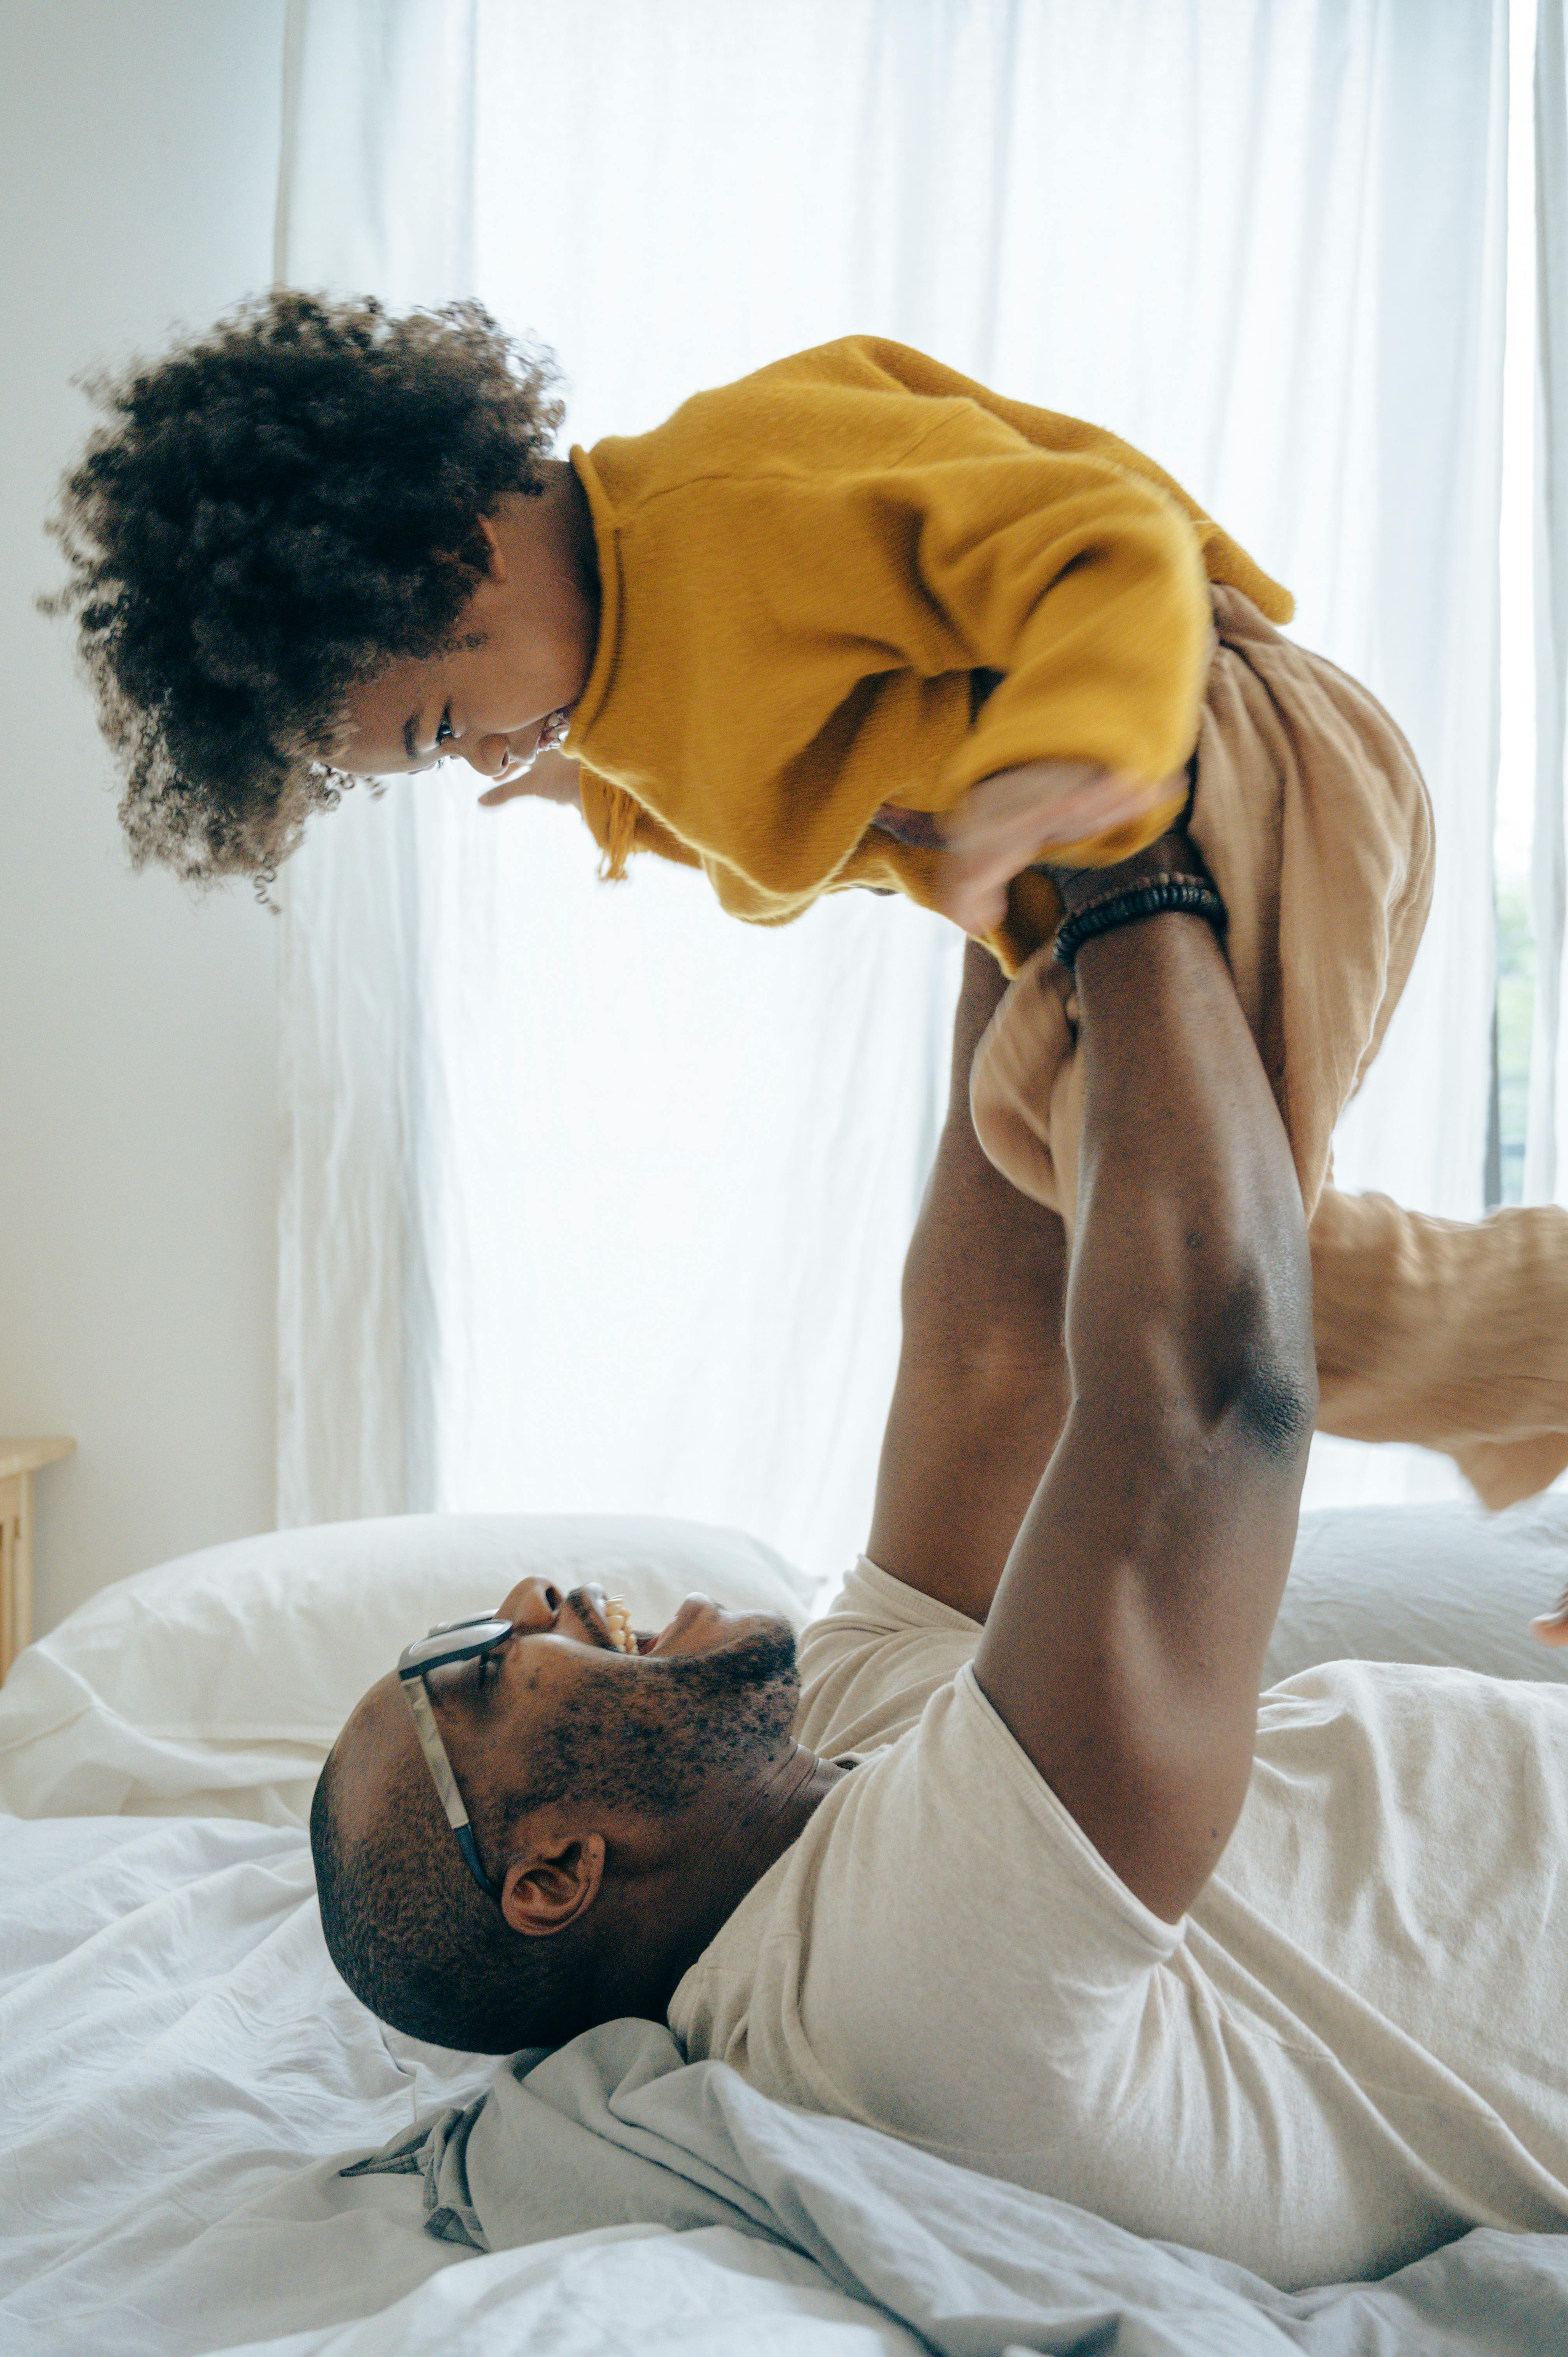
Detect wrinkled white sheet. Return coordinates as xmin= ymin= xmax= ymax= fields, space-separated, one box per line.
xmin=9 ymin=1499 xmax=1568 ymax=2354
xmin=0 ymin=1810 xmax=463 ymax=2354
xmin=223 ymin=2227 xmax=921 ymax=2357
xmin=0 ymin=1811 xmax=913 ymax=2357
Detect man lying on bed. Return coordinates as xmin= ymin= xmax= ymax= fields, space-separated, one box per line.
xmin=311 ymin=829 xmax=1568 ymax=2293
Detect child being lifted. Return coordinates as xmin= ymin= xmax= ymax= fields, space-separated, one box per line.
xmin=49 ymin=293 xmax=1568 ymax=1549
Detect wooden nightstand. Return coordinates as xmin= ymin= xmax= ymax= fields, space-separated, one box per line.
xmin=0 ymin=1439 xmax=76 ymax=1682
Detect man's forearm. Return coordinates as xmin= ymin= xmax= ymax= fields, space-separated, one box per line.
xmin=899 ymin=943 xmax=1069 ymax=1376
xmin=1065 ymin=861 xmax=1316 ymax=1488
xmin=866 ymin=942 xmax=1072 ymax=1621
xmin=975 ymin=838 xmax=1315 ymax=1919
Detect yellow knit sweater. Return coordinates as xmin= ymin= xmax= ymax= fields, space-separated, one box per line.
xmin=565 ymin=337 xmax=1291 ymax=967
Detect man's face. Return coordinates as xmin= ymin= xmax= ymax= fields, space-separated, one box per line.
xmin=333 ymin=1579 xmax=801 ymax=1884
xmin=429 ymin=1577 xmax=801 ymax=1824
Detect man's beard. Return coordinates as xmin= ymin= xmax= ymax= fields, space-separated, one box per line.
xmin=510 ymin=1620 xmax=802 ymax=1819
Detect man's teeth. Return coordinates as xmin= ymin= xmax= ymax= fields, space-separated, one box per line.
xmin=604 ymin=1598 xmax=636 ymax=1654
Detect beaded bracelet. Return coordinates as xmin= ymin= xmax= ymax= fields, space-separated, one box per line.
xmin=1052 ymin=875 xmax=1227 ymax=970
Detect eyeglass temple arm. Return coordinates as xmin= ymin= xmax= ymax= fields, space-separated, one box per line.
xmin=402 ymin=1675 xmax=474 ymax=1838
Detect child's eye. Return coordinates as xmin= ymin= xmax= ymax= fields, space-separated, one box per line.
xmin=434 ymin=708 xmax=454 ymax=748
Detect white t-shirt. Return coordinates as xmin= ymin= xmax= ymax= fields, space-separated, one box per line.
xmin=668 ymin=1557 xmax=1568 ymax=2289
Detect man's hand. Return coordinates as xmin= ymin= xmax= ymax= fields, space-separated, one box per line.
xmin=874 ymin=762 xmax=1183 ymax=936
xmin=1532 ymin=1585 xmax=1568 ymax=1646
xmin=1052 ymin=825 xmax=1208 ymax=913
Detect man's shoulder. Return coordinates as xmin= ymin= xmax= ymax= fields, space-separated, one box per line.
xmin=805 ymin=1552 xmax=984 ymax=1636
xmin=793 ymin=1556 xmax=980 ymax=1762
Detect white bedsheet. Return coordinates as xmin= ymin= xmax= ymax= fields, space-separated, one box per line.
xmin=226 ymin=2229 xmax=916 ymax=2357
xmin=0 ymin=1515 xmax=925 ymax=2353
xmin=8 ymin=1501 xmax=1568 ymax=2355
xmin=0 ymin=1809 xmax=917 ymax=2356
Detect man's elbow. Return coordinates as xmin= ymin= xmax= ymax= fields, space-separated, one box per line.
xmin=1233 ymin=1353 xmax=1317 ymax=1466
xmin=1203 ymin=1263 xmax=1317 ymax=1470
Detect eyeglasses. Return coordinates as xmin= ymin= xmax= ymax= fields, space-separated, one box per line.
xmin=396 ymin=1615 xmax=515 ymax=1901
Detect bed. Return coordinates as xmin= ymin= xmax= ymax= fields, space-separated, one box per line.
xmin=5 ymin=1502 xmax=1568 ymax=2356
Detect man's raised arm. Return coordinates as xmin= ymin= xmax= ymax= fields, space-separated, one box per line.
xmin=974 ymin=835 xmax=1316 ymax=1923
xmin=867 ymin=942 xmax=1073 ymax=1621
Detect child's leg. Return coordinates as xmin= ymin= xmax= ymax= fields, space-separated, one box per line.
xmin=967 ymin=974 xmax=1568 ymax=1511
xmin=1310 ymin=1186 xmax=1568 ymax=1507
xmin=866 ymin=941 xmax=1071 ymax=1624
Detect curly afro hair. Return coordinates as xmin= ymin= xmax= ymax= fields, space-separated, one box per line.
xmin=43 ymin=290 xmax=565 ymax=890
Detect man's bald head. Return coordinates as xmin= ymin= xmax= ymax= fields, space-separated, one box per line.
xmin=310 ymin=1676 xmax=592 ymax=2053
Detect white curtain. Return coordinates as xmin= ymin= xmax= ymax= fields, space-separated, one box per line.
xmin=1533 ymin=0 xmax=1568 ymax=1205
xmin=277 ymin=0 xmax=1510 ymax=1571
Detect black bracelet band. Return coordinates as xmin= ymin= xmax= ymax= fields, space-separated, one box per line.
xmin=1052 ymin=875 xmax=1227 ymax=970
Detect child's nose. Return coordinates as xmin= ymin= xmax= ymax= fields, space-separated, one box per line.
xmin=463 ymin=733 xmax=514 ymax=779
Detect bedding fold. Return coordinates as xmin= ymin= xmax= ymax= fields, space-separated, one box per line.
xmin=365 ymin=2017 xmax=1568 ymax=2357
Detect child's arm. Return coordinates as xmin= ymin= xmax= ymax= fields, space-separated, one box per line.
xmin=877 ymin=760 xmax=1189 ymax=937
xmin=482 ymin=742 xmax=1180 ymax=942
xmin=477 ymin=747 xmax=705 ymax=880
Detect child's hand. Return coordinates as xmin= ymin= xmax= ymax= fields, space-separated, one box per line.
xmin=875 ymin=762 xmax=1181 ymax=937
xmin=477 ymin=748 xmax=584 ymax=812
xmin=1532 ymin=1585 xmax=1568 ymax=1646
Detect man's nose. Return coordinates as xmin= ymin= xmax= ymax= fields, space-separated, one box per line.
xmin=496 ymin=1575 xmax=562 ymax=1631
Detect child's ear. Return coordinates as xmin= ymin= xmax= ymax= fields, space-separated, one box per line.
xmin=475 ymin=512 xmax=508 ymax=582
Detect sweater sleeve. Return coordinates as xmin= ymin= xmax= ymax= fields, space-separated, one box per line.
xmin=896 ymin=422 xmax=1214 ymax=803
xmin=572 ymin=403 xmax=1218 ymax=903
xmin=578 ymin=765 xmax=703 ymax=879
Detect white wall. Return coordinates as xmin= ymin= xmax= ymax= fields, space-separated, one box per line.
xmin=0 ymin=1 xmax=287 ymax=1631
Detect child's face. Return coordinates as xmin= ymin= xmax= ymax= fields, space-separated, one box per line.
xmin=333 ymin=471 xmax=599 ymax=795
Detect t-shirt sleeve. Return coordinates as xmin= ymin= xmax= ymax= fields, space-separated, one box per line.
xmin=788 ymin=1663 xmax=1185 ymax=2158
xmin=794 ymin=1555 xmax=980 ymax=1758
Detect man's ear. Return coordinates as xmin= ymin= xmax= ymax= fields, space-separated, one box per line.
xmin=499 ymin=1829 xmax=605 ymax=1938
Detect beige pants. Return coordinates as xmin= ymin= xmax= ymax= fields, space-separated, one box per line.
xmin=970 ymin=586 xmax=1568 ymax=1509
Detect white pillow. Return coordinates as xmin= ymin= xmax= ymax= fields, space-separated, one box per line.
xmin=0 ymin=1512 xmax=816 ymax=1826
xmin=5 ymin=1497 xmax=1563 ymax=1829
xmin=1264 ymin=1498 xmax=1568 ymax=1689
